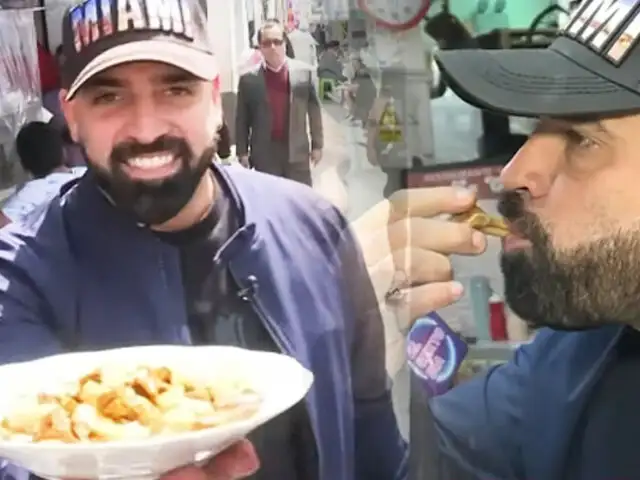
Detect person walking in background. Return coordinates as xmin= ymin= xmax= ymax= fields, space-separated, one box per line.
xmin=345 ymin=56 xmax=376 ymax=125
xmin=288 ymin=21 xmax=318 ymax=68
xmin=235 ymin=19 xmax=323 ymax=186
xmin=0 ymin=121 xmax=85 ymax=227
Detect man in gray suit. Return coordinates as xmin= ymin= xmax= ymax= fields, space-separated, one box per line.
xmin=235 ymin=19 xmax=323 ymax=186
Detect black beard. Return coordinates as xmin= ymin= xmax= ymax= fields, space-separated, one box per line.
xmin=88 ymin=135 xmax=213 ymax=226
xmin=498 ymin=190 xmax=640 ymax=331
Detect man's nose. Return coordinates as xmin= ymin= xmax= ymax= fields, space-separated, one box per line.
xmin=125 ymin=99 xmax=168 ymax=144
xmin=500 ymin=135 xmax=562 ymax=199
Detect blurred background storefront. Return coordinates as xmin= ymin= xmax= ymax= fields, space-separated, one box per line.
xmin=0 ymin=0 xmax=50 ymax=200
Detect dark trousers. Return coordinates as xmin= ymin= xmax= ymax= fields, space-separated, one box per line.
xmin=251 ymin=139 xmax=312 ymax=187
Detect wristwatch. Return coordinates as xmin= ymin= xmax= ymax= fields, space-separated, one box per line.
xmin=356 ymin=0 xmax=431 ymax=31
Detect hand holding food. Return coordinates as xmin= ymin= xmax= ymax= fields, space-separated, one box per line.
xmin=0 ymin=364 xmax=261 ymax=443
xmin=353 ymin=186 xmax=489 ymax=319
xmin=352 ymin=187 xmax=497 ymax=376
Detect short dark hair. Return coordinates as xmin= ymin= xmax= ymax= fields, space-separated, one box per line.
xmin=15 ymin=121 xmax=65 ymax=178
xmin=256 ymin=19 xmax=284 ymax=45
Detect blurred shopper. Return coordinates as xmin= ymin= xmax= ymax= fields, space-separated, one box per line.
xmin=317 ymin=40 xmax=346 ymax=83
xmin=1 ymin=121 xmax=85 ymax=226
xmin=345 ymin=57 xmax=376 ymax=125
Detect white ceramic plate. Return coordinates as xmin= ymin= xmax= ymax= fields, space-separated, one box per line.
xmin=0 ymin=345 xmax=314 ymax=479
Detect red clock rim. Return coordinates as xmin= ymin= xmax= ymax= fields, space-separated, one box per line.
xmin=356 ymin=0 xmax=431 ymax=31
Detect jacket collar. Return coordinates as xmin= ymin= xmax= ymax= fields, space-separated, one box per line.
xmin=64 ymin=163 xmax=261 ymax=258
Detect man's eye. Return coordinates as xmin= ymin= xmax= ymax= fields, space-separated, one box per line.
xmin=166 ymin=86 xmax=193 ymax=97
xmin=91 ymin=92 xmax=119 ymax=105
xmin=566 ymin=130 xmax=597 ymax=150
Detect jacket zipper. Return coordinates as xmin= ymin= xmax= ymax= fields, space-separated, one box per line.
xmin=229 ymin=270 xmax=324 ymax=479
xmin=228 ymin=269 xmax=294 ymax=355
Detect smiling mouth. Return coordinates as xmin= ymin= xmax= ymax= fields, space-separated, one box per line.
xmin=121 ymin=153 xmax=179 ymax=180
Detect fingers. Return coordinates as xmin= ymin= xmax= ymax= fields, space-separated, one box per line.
xmin=388 ymin=187 xmax=476 ymax=222
xmin=393 ymin=248 xmax=453 ymax=284
xmin=387 ymin=218 xmax=487 ymax=256
xmin=353 ymin=186 xmax=475 ymax=235
xmin=398 ymin=282 xmax=465 ymax=324
xmin=203 ymin=440 xmax=259 ymax=479
xmin=161 ymin=440 xmax=259 ymax=480
xmin=367 ymin=248 xmax=452 ymax=301
xmin=360 ymin=218 xmax=486 ymax=268
xmin=369 ymin=248 xmax=465 ymax=326
xmin=161 ymin=466 xmax=208 ymax=480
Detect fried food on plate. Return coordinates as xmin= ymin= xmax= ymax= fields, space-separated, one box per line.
xmin=0 ymin=365 xmax=261 ymax=443
xmin=452 ymin=205 xmax=509 ymax=238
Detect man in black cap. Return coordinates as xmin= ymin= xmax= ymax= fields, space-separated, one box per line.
xmin=405 ymin=0 xmax=640 ymax=478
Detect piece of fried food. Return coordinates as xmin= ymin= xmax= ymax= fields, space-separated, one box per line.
xmin=0 ymin=364 xmax=261 ymax=444
xmin=452 ymin=206 xmax=509 ymax=238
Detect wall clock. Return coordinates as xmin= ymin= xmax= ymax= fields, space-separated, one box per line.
xmin=356 ymin=0 xmax=432 ymax=31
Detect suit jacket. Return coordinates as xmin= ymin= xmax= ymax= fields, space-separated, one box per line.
xmin=235 ymin=59 xmax=323 ymax=167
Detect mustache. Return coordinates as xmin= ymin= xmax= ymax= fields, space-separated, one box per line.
xmin=497 ymin=190 xmax=547 ymax=242
xmin=110 ymin=135 xmax=192 ymax=165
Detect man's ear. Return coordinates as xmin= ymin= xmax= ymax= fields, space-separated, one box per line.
xmin=59 ymin=89 xmax=79 ymax=143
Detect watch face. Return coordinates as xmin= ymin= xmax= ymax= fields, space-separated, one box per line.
xmin=357 ymin=0 xmax=431 ymax=30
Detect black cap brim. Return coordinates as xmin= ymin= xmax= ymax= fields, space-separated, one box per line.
xmin=435 ymin=47 xmax=640 ymax=118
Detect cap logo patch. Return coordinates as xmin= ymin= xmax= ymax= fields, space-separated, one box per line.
xmin=562 ymin=0 xmax=640 ymax=65
xmin=69 ymin=0 xmax=194 ymax=53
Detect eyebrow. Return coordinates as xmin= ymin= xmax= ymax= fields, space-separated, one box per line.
xmin=550 ymin=117 xmax=613 ymax=137
xmin=81 ymin=76 xmax=123 ymax=90
xmin=157 ymin=71 xmax=201 ymax=84
xmin=81 ymin=71 xmax=200 ymax=91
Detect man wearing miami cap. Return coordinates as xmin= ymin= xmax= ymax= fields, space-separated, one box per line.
xmin=0 ymin=0 xmax=407 ymax=478
xmin=404 ymin=0 xmax=640 ymax=477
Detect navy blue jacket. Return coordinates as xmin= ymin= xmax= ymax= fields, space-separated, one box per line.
xmin=432 ymin=325 xmax=624 ymax=479
xmin=0 ymin=165 xmax=408 ymax=480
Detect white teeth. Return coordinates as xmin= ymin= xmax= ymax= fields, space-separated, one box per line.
xmin=127 ymin=155 xmax=173 ymax=169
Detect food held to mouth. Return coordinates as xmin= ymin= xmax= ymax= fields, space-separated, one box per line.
xmin=452 ymin=205 xmax=509 ymax=238
xmin=0 ymin=365 xmax=261 ymax=443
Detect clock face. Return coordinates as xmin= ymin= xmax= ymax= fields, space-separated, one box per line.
xmin=357 ymin=0 xmax=431 ymax=31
